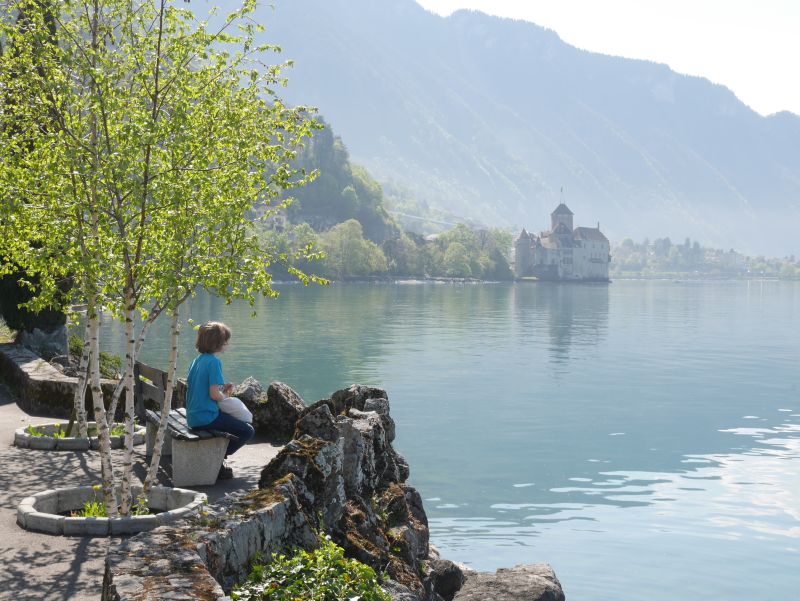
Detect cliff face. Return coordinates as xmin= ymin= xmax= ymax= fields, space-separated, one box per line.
xmin=104 ymin=382 xmax=565 ymax=601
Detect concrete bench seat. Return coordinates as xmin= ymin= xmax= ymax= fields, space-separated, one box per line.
xmin=137 ymin=362 xmax=232 ymax=487
xmin=145 ymin=408 xmax=232 ymax=487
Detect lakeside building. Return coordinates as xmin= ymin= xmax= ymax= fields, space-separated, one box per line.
xmin=514 ymin=204 xmax=611 ymax=281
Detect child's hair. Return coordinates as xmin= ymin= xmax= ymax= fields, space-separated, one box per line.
xmin=195 ymin=321 xmax=231 ymax=354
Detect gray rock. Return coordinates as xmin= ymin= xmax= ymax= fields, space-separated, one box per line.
xmin=453 ymin=564 xmax=565 ymax=601
xmin=383 ymin=580 xmax=424 ymax=601
xmin=365 ymin=397 xmax=396 ymax=442
xmin=248 ymin=381 xmax=307 ymax=440
xmin=258 ymin=435 xmax=346 ymax=527
xmin=294 ymin=404 xmax=339 ymax=442
xmin=232 ymin=377 xmax=262 ymax=403
xmin=364 ymin=397 xmax=390 ymax=415
xmin=50 ymin=354 xmax=71 ymax=368
xmin=428 ymin=559 xmax=466 ymax=601
xmin=331 ymin=384 xmax=389 ymax=412
xmin=18 ymin=325 xmax=68 ymax=360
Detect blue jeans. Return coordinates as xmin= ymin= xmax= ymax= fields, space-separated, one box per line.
xmin=199 ymin=412 xmax=255 ymax=457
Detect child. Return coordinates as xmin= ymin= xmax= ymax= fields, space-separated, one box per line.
xmin=186 ymin=321 xmax=255 ymax=479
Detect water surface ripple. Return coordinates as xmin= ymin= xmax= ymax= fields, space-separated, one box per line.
xmin=101 ymin=280 xmax=799 ymax=600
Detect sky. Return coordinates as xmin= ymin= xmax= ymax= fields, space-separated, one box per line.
xmin=415 ymin=0 xmax=800 ymax=117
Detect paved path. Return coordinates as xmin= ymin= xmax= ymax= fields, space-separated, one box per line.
xmin=0 ymin=383 xmax=283 ymax=601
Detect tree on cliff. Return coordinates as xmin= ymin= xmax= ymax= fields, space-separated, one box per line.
xmin=0 ymin=0 xmax=320 ymax=515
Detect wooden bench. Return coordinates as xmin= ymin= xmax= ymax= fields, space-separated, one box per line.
xmin=135 ymin=362 xmax=232 ymax=487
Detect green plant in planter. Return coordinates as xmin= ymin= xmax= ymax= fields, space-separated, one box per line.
xmin=25 ymin=424 xmax=66 ymax=438
xmin=24 ymin=424 xmax=43 ymax=438
xmin=72 ymin=486 xmax=150 ymax=517
xmin=232 ymin=536 xmax=390 ymax=601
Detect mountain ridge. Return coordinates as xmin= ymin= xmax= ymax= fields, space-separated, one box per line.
xmin=257 ymin=0 xmax=799 ymax=255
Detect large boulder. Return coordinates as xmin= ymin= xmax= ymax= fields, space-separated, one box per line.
xmin=246 ymin=381 xmax=307 ymax=440
xmin=232 ymin=376 xmax=263 ymax=403
xmin=453 ymin=564 xmax=565 ymax=601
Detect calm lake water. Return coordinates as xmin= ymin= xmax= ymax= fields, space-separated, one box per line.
xmin=99 ymin=280 xmax=800 ymax=600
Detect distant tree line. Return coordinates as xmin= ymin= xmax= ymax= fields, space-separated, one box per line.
xmin=612 ymin=237 xmax=800 ymax=278
xmin=260 ymin=121 xmax=514 ymax=280
xmin=258 ymin=220 xmax=514 ymax=280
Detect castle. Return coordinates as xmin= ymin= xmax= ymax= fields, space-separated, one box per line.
xmin=514 ymin=204 xmax=610 ymax=281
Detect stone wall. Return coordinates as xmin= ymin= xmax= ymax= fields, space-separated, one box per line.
xmin=0 ymin=344 xmax=117 ymax=418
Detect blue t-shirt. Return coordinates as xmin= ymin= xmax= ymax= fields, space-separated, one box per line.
xmin=186 ymin=353 xmax=223 ymax=427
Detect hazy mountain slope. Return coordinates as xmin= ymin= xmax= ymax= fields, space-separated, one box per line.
xmin=259 ymin=0 xmax=799 ymax=254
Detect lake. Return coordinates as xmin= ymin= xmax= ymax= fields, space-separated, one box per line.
xmin=99 ymin=280 xmax=800 ymax=600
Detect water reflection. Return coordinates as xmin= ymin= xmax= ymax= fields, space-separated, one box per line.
xmin=512 ymin=282 xmax=609 ymax=369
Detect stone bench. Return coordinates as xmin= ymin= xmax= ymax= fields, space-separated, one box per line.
xmin=136 ymin=362 xmax=231 ymax=487
xmin=145 ymin=407 xmax=232 ymax=487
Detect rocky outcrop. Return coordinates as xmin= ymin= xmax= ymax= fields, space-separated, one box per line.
xmin=104 ymin=382 xmax=564 ymax=601
xmin=453 ymin=564 xmax=565 ymax=601
xmin=258 ymin=385 xmax=441 ymax=599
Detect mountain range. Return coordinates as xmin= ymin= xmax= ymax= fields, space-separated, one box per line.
xmin=252 ymin=0 xmax=799 ymax=255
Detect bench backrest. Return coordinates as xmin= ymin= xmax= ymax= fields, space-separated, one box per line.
xmin=133 ymin=362 xmax=169 ymax=421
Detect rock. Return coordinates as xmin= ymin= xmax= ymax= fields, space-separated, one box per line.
xmin=453 ymin=564 xmax=565 ymax=601
xmin=396 ymin=451 xmax=410 ymax=482
xmin=428 ymin=559 xmax=466 ymax=601
xmin=232 ymin=376 xmax=262 ymax=403
xmin=331 ymin=384 xmax=389 ymax=412
xmin=259 ymin=435 xmax=346 ymax=527
xmin=249 ymin=381 xmax=307 ymax=440
xmin=383 ymin=580 xmax=425 ymax=601
xmin=294 ymin=404 xmax=339 ymax=442
xmin=364 ymin=397 xmax=396 ymax=442
xmin=17 ymin=325 xmax=68 ymax=360
xmin=50 ymin=354 xmax=71 ymax=368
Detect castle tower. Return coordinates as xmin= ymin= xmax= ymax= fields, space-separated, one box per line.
xmin=514 ymin=229 xmax=533 ymax=276
xmin=551 ymin=203 xmax=574 ymax=232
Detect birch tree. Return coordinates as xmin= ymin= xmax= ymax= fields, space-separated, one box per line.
xmin=0 ymin=0 xmax=320 ymax=515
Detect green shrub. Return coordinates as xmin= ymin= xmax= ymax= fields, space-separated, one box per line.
xmin=68 ymin=335 xmax=122 ymax=378
xmin=232 ymin=537 xmax=390 ymax=601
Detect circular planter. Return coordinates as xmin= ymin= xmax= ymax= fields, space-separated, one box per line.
xmin=13 ymin=422 xmax=146 ymax=451
xmin=17 ymin=484 xmax=206 ymax=536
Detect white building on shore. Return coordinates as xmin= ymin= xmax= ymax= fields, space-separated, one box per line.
xmin=514 ymin=204 xmax=610 ymax=281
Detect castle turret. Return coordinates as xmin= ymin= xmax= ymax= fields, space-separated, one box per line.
xmin=551 ymin=203 xmax=573 ymax=232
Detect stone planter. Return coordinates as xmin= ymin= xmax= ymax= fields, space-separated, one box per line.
xmin=13 ymin=422 xmax=146 ymax=451
xmin=17 ymin=484 xmax=206 ymax=536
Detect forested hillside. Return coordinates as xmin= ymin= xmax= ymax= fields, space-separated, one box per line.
xmin=262 ymin=122 xmax=514 ymax=280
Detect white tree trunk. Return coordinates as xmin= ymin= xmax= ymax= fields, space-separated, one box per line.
xmin=141 ymin=308 xmax=180 ymax=504
xmin=107 ymin=307 xmax=160 ymax=426
xmin=87 ymin=299 xmax=118 ymax=518
xmin=70 ymin=321 xmax=91 ymax=437
xmin=119 ymin=288 xmax=136 ymax=515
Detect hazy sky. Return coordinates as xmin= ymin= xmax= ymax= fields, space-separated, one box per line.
xmin=415 ymin=0 xmax=800 ymax=116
